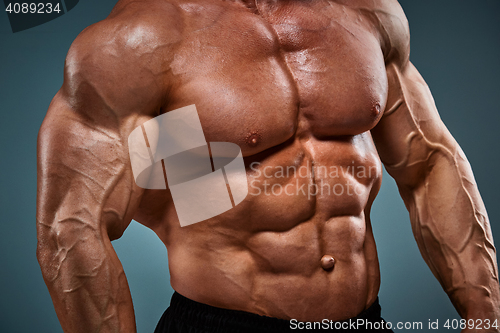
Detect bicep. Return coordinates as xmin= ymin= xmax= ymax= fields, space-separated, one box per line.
xmin=37 ymin=91 xmax=143 ymax=243
xmin=372 ymin=61 xmax=493 ymax=255
xmin=371 ymin=62 xmax=462 ymax=189
xmin=37 ymin=16 xmax=167 ymax=238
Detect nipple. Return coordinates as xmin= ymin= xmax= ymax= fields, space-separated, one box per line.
xmin=245 ymin=131 xmax=261 ymax=147
xmin=321 ymin=255 xmax=336 ymax=271
xmin=240 ymin=0 xmax=259 ymax=14
xmin=371 ymin=103 xmax=381 ymax=118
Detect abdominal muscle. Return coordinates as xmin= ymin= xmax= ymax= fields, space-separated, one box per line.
xmin=145 ymin=132 xmax=382 ymax=322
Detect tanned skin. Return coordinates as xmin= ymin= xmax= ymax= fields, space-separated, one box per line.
xmin=36 ymin=0 xmax=500 ymax=332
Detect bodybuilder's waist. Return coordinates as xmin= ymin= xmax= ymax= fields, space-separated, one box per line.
xmin=168 ymin=258 xmax=376 ymax=321
xmin=167 ymin=224 xmax=379 ymax=320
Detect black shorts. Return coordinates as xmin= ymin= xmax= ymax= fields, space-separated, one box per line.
xmin=154 ymin=292 xmax=394 ymax=332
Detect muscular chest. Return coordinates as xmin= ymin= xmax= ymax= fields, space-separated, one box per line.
xmin=167 ymin=0 xmax=388 ymax=154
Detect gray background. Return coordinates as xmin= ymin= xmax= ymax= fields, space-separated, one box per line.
xmin=0 ymin=0 xmax=499 ymax=331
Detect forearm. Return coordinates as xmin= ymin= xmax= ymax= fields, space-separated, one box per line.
xmin=392 ymin=145 xmax=500 ymax=325
xmin=37 ymin=224 xmax=136 ymax=333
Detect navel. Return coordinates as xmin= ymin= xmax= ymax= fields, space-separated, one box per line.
xmin=321 ymin=255 xmax=336 ymax=271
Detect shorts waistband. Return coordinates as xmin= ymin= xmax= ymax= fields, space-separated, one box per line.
xmin=167 ymin=291 xmax=383 ymax=332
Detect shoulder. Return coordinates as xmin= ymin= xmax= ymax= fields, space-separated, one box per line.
xmin=62 ymin=0 xmax=185 ymax=115
xmin=343 ymin=0 xmax=410 ymax=67
xmin=67 ymin=0 xmax=184 ymax=69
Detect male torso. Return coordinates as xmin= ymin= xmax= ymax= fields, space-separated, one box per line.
xmin=123 ymin=0 xmax=398 ymax=321
xmin=37 ymin=0 xmax=500 ymax=330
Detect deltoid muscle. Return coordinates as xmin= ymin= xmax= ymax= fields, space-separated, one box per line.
xmin=128 ymin=104 xmax=249 ymax=226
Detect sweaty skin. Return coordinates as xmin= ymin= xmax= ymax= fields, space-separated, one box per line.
xmin=36 ymin=0 xmax=500 ymax=332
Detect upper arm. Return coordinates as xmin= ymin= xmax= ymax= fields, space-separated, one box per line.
xmin=37 ymin=92 xmax=141 ymax=243
xmin=370 ymin=2 xmax=462 ymax=190
xmin=37 ymin=6 xmax=180 ymax=244
xmin=372 ymin=62 xmax=460 ymax=189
